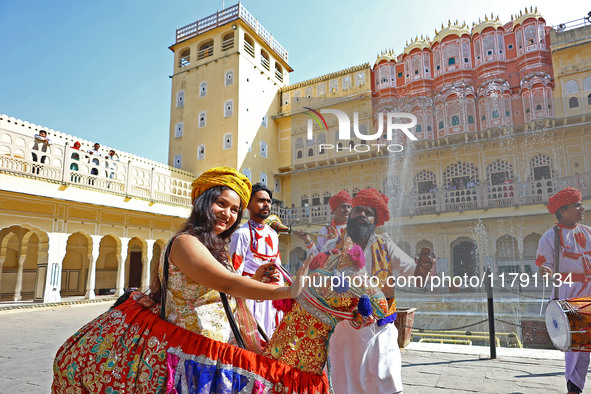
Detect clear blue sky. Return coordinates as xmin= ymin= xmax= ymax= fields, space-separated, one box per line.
xmin=1 ymin=1 xmax=589 ymax=164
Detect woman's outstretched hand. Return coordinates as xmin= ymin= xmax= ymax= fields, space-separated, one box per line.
xmin=290 ymin=255 xmax=312 ymax=298
xmin=252 ymin=262 xmax=281 ymax=283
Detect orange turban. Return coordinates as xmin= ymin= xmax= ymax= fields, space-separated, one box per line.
xmin=352 ymin=188 xmax=390 ymax=227
xmin=191 ymin=167 xmax=252 ymax=209
xmin=329 ymin=190 xmax=353 ymax=212
xmin=547 ymin=187 xmax=582 ymax=214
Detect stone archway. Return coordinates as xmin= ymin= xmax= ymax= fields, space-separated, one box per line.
xmin=126 ymin=237 xmax=146 ymax=290
xmin=0 ymin=224 xmax=49 ymax=301
xmin=96 ymin=235 xmax=120 ymax=295
xmin=62 ymin=232 xmax=92 ymax=296
xmin=451 ymin=237 xmax=479 ymax=277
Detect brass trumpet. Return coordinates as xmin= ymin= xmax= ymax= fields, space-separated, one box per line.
xmin=264 ymin=215 xmax=327 ymax=235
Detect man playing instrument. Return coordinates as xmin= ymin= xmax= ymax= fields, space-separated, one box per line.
xmin=537 ymin=187 xmax=590 ymax=394
xmin=324 ymin=188 xmax=433 ymax=394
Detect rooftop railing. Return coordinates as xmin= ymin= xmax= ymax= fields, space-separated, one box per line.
xmin=553 ymin=15 xmax=591 ymax=32
xmin=175 ymin=3 xmax=288 ymax=62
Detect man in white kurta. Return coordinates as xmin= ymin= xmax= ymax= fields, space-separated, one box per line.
xmin=537 ymin=187 xmax=590 ymax=394
xmin=229 ymin=183 xmax=283 ymax=340
xmin=324 ymin=188 xmax=433 ymax=394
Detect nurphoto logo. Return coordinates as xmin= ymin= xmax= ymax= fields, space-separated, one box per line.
xmin=304 ymin=107 xmax=418 ymax=153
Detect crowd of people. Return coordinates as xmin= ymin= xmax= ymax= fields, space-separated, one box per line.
xmin=49 ymin=163 xmax=589 ymax=394
xmin=29 ymin=130 xmax=120 ymax=180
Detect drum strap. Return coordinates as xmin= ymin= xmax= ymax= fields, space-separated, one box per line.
xmin=554 ymin=226 xmax=560 ymax=279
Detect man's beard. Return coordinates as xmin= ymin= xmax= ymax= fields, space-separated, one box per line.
xmin=347 ymin=217 xmax=375 ymax=244
xmin=254 ymin=210 xmax=270 ymax=220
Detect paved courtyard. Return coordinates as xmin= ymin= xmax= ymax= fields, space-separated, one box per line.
xmin=0 ymin=301 xmax=581 ymax=393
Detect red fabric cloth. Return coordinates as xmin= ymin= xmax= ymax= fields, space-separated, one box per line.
xmin=352 ymin=188 xmax=390 ymax=227
xmin=547 ymin=187 xmax=582 ymax=214
xmin=52 ymin=296 xmax=329 ymax=393
xmin=329 ymin=190 xmax=352 ymax=212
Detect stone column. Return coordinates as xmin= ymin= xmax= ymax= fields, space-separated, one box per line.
xmin=13 ymin=254 xmax=27 ymax=301
xmin=85 ymin=235 xmax=101 ymax=299
xmin=0 ymin=261 xmax=4 ymax=295
xmin=141 ymin=239 xmax=155 ymax=292
xmin=45 ymin=232 xmax=69 ymax=303
xmin=116 ymin=237 xmax=130 ymax=296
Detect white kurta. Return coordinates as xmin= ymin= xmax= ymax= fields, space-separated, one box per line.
xmin=306 ymin=222 xmax=347 ymax=257
xmin=324 ymin=233 xmax=416 ymax=394
xmin=537 ymin=223 xmax=591 ymax=391
xmin=229 ymin=220 xmax=283 ymax=339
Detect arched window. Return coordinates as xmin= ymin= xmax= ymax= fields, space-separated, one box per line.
xmin=225 ymin=70 xmax=234 ymax=86
xmin=275 ymin=63 xmax=283 ymax=82
xmin=588 ymin=93 xmax=591 ymax=106
xmin=224 ymin=100 xmax=233 ymax=117
xmin=179 ymin=48 xmax=190 ymax=67
xmin=222 ymin=32 xmax=234 ymax=50
xmin=468 ymin=115 xmax=474 ymax=124
xmin=312 ymin=193 xmax=321 ymax=206
xmin=451 ymin=116 xmax=459 ymax=126
xmin=301 ymin=195 xmax=309 ymax=207
xmin=438 ymin=121 xmax=444 ymax=130
xmin=260 ymin=49 xmax=270 ymax=70
xmin=296 ymin=150 xmax=303 ymax=159
xmin=492 ymin=110 xmax=500 ymax=118
xmin=569 ymin=97 xmax=579 ymax=108
xmin=198 ymin=40 xmax=214 ymax=60
xmin=223 ymin=133 xmax=232 ymax=150
xmin=308 ymin=148 xmax=314 ymax=157
xmin=448 ymin=57 xmax=456 ymax=65
xmin=244 ymin=34 xmax=255 ymax=57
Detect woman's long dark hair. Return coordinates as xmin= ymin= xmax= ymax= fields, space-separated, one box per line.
xmin=150 ymin=186 xmax=244 ymax=302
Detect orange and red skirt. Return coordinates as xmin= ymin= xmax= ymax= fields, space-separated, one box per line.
xmin=52 ymin=296 xmax=329 ymax=393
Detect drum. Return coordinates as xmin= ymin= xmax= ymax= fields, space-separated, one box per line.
xmin=546 ymin=298 xmax=591 ymax=352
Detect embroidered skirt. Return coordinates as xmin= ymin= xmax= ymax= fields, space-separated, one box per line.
xmin=52 ymin=296 xmax=329 ymax=393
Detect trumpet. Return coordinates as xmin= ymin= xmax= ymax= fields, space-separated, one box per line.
xmin=264 ymin=215 xmax=327 ymax=235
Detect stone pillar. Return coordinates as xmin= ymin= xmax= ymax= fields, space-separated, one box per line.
xmin=0 ymin=261 xmax=4 ymax=295
xmin=13 ymin=254 xmax=27 ymax=301
xmin=85 ymin=235 xmax=101 ymax=299
xmin=116 ymin=237 xmax=130 ymax=296
xmin=44 ymin=232 xmax=69 ymax=303
xmin=141 ymin=239 xmax=155 ymax=292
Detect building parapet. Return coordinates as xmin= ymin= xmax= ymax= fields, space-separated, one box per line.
xmin=175 ymin=2 xmax=288 ymax=63
xmin=0 ymin=114 xmax=195 ymax=178
xmin=0 ymin=124 xmax=193 ymax=208
xmin=280 ymin=63 xmax=370 ymax=92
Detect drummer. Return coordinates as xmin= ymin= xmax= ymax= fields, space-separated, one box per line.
xmin=537 ymin=187 xmax=590 ymax=394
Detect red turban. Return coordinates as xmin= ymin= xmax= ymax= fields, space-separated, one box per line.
xmin=352 ymin=188 xmax=390 ymax=227
xmin=547 ymin=187 xmax=582 ymax=214
xmin=329 ymin=190 xmax=353 ymax=212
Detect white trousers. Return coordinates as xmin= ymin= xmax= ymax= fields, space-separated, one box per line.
xmin=566 ymin=351 xmax=590 ymax=391
xmin=328 ymin=322 xmax=403 ymax=394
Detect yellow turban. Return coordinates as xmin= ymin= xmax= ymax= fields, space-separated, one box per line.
xmin=191 ymin=167 xmax=252 ymax=209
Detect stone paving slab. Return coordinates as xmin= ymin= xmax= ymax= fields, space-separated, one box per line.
xmin=401 ymin=343 xmax=572 ymax=393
